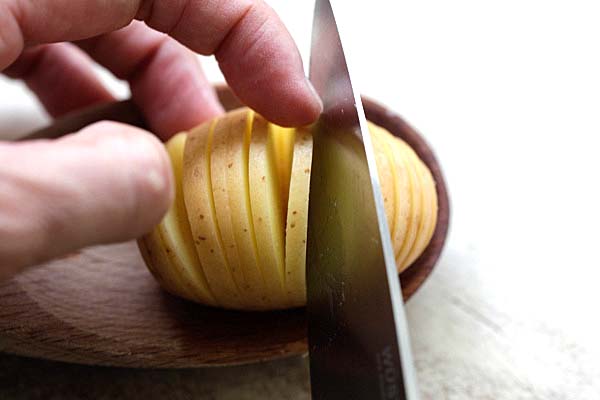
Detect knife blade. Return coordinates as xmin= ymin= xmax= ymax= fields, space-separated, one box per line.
xmin=305 ymin=1 xmax=419 ymax=399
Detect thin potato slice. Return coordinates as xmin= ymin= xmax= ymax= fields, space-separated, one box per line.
xmin=394 ymin=140 xmax=422 ymax=270
xmin=249 ymin=114 xmax=288 ymax=307
xmin=424 ymin=165 xmax=439 ymax=247
xmin=283 ymin=127 xmax=312 ymax=307
xmin=224 ymin=109 xmax=270 ymax=309
xmin=274 ymin=125 xmax=295 ymax=211
xmin=137 ymin=233 xmax=192 ymax=299
xmin=385 ymin=134 xmax=412 ymax=268
xmin=210 ymin=113 xmax=254 ymax=304
xmin=369 ymin=123 xmax=397 ymax=243
xmin=137 ymin=134 xmax=215 ymax=304
xmin=183 ymin=119 xmax=243 ymax=308
xmin=404 ymin=157 xmax=437 ymax=266
xmin=157 ymin=133 xmax=217 ymax=305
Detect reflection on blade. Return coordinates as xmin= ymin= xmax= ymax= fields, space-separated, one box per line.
xmin=306 ymin=0 xmax=419 ymax=399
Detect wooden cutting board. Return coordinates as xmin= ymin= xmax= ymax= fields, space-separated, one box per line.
xmin=0 ymin=87 xmax=450 ymax=368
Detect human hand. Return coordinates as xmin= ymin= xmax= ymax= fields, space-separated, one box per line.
xmin=0 ymin=0 xmax=322 ymax=280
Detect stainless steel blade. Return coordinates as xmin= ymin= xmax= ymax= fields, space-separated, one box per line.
xmin=306 ymin=1 xmax=419 ymax=399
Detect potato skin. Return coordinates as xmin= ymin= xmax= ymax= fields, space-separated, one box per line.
xmin=139 ymin=108 xmax=437 ymax=310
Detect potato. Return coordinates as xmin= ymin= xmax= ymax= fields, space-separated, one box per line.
xmin=182 ymin=119 xmax=243 ymax=309
xmin=392 ymin=138 xmax=421 ymax=270
xmin=222 ymin=110 xmax=270 ymax=308
xmin=283 ymin=127 xmax=313 ymax=307
xmin=138 ymin=133 xmax=217 ymax=305
xmin=370 ymin=126 xmax=396 ymax=234
xmin=138 ymin=108 xmax=437 ymax=310
xmin=248 ymin=113 xmax=291 ymax=307
xmin=403 ymin=152 xmax=438 ymax=267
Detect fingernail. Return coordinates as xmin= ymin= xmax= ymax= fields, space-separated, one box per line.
xmin=305 ymin=77 xmax=324 ymax=115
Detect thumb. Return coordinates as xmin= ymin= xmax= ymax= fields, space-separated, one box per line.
xmin=0 ymin=121 xmax=173 ymax=280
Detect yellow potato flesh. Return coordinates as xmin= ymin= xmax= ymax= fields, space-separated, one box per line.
xmin=158 ymin=133 xmax=217 ymax=305
xmin=381 ymin=134 xmax=412 ymax=270
xmin=138 ymin=233 xmax=187 ymax=298
xmin=404 ymin=156 xmax=438 ymax=267
xmin=210 ymin=112 xmax=263 ymax=306
xmin=273 ymin=125 xmax=295 ymax=214
xmin=369 ymin=123 xmax=397 ymax=244
xmin=139 ymin=108 xmax=438 ymax=310
xmin=137 ymin=134 xmax=216 ymax=304
xmin=183 ymin=119 xmax=243 ymax=309
xmin=222 ymin=109 xmax=271 ymax=309
xmin=248 ymin=114 xmax=288 ymax=307
xmin=283 ymin=127 xmax=313 ymax=307
xmin=394 ymin=140 xmax=422 ymax=270
xmin=425 ymin=166 xmax=439 ymax=246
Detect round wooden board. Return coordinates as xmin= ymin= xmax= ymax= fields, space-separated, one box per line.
xmin=0 ymin=87 xmax=450 ymax=368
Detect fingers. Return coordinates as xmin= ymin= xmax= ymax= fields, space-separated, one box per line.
xmin=0 ymin=122 xmax=173 ymax=280
xmin=5 ymin=22 xmax=223 ymax=138
xmin=2 ymin=0 xmax=321 ymax=126
xmin=213 ymin=1 xmax=322 ymax=126
xmin=0 ymin=0 xmax=138 ymax=69
xmin=79 ymin=22 xmax=223 ymax=139
xmin=4 ymin=43 xmax=115 ymax=117
xmin=140 ymin=0 xmax=322 ymax=126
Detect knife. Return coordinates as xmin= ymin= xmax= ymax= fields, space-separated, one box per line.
xmin=306 ymin=1 xmax=419 ymax=399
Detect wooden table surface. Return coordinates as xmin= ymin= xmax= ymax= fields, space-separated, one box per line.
xmin=2 ymin=256 xmax=598 ymax=399
xmin=2 ymin=1 xmax=600 ymax=398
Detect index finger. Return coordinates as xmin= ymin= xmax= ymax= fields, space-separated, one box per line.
xmin=1 ymin=0 xmax=322 ymax=126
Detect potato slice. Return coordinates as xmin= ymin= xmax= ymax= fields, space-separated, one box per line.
xmin=274 ymin=125 xmax=295 ymax=211
xmin=420 ymin=160 xmax=438 ymax=257
xmin=404 ymin=156 xmax=437 ymax=266
xmin=394 ymin=140 xmax=422 ymax=270
xmin=223 ymin=109 xmax=270 ymax=309
xmin=138 ymin=233 xmax=191 ymax=299
xmin=157 ymin=133 xmax=217 ymax=305
xmin=369 ymin=123 xmax=397 ymax=244
xmin=424 ymin=165 xmax=439 ymax=246
xmin=210 ymin=113 xmax=257 ymax=304
xmin=249 ymin=114 xmax=288 ymax=307
xmin=137 ymin=134 xmax=216 ymax=305
xmin=183 ymin=119 xmax=243 ymax=308
xmin=384 ymin=134 xmax=412 ymax=268
xmin=283 ymin=127 xmax=313 ymax=307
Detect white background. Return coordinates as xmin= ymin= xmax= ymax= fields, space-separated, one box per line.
xmin=1 ymin=1 xmax=600 ymax=398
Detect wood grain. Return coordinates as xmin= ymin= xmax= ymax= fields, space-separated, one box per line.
xmin=0 ymin=86 xmax=450 ymax=368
